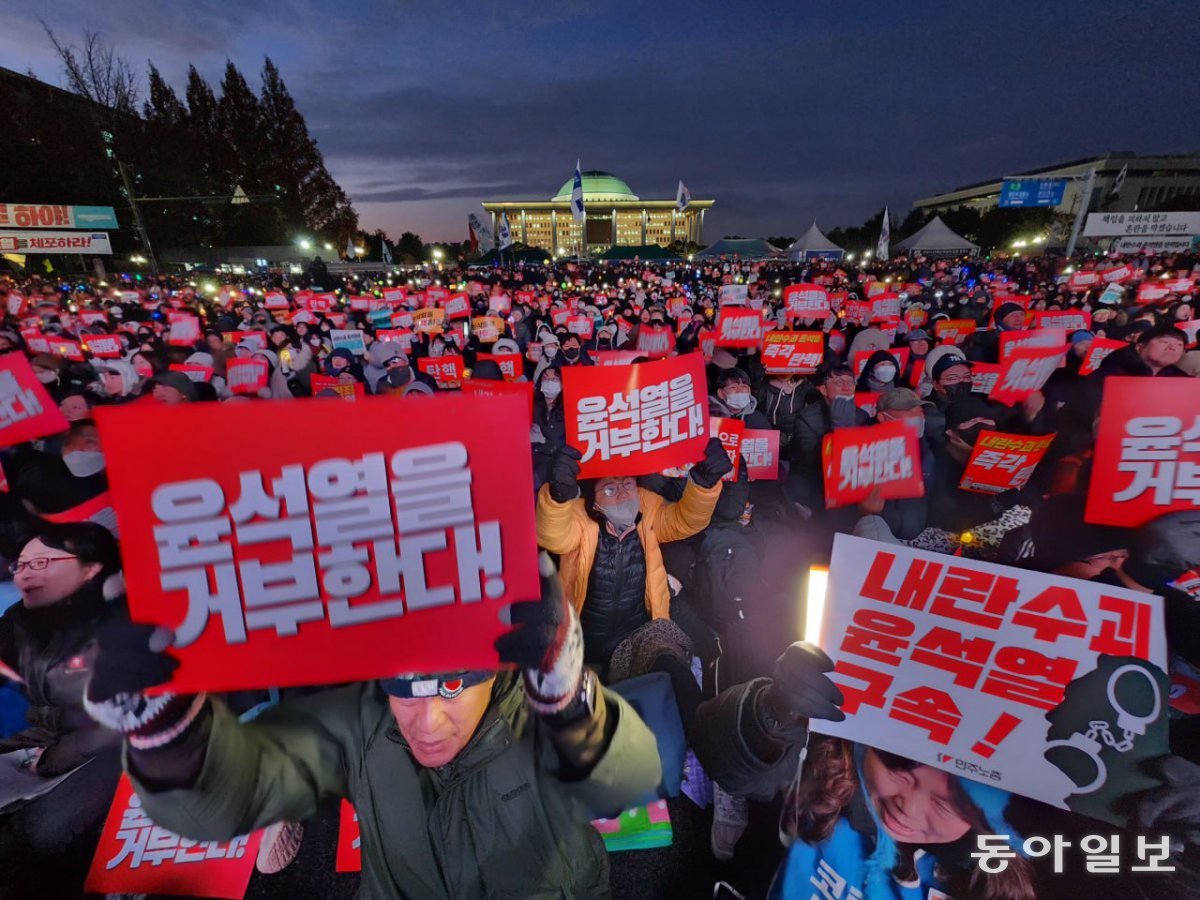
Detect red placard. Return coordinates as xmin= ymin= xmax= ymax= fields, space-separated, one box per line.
xmin=83 ymin=335 xmax=123 ymax=359
xmin=715 ymin=308 xmax=763 ymax=348
xmin=382 ymin=287 xmax=406 ymax=305
xmin=990 ymin=344 xmax=1063 ymax=405
xmin=168 ymin=314 xmax=201 ymax=347
xmin=1078 ymin=337 xmax=1127 ymax=376
xmin=742 ymin=428 xmax=780 ymax=481
xmin=821 ymin=419 xmax=924 ymax=508
xmin=842 ymin=300 xmax=871 ymax=325
xmin=443 ymin=293 xmax=470 ymax=320
xmin=970 ymin=362 xmax=1001 ymax=396
xmin=851 ymin=347 xmax=910 ymax=379
xmin=476 ymin=352 xmax=523 ymax=382
xmin=1029 ymin=310 xmax=1091 ymax=332
xmin=391 ymin=310 xmax=416 ymax=329
xmin=958 ymin=431 xmax=1056 ymax=494
xmin=412 ymin=308 xmax=445 ymax=334
xmin=426 ymin=287 xmax=449 ymax=306
xmin=489 ymin=293 xmax=512 ymax=314
xmin=0 ymin=354 xmax=70 ymax=447
xmin=233 ymin=330 xmax=268 ymax=351
xmin=783 ymin=283 xmax=831 ymax=319
xmin=225 ymin=358 xmax=269 ymax=395
xmin=94 ymin=394 xmax=538 ymax=692
xmin=84 ymin=775 xmax=263 ymax=898
xmin=934 ymin=319 xmax=976 ymax=345
xmin=471 ymin=316 xmax=505 ymax=343
xmin=310 ymin=374 xmax=365 ymax=400
xmin=761 ymin=331 xmax=824 ymax=374
xmin=1137 ymin=283 xmax=1172 ymax=304
xmin=592 ymin=350 xmax=643 ymax=367
xmin=308 ymin=293 xmax=336 ymax=313
xmin=1100 ymin=264 xmax=1136 ymax=284
xmin=1068 ymin=270 xmax=1102 ymax=291
xmin=566 ymin=315 xmax=594 ymax=339
xmin=21 ymin=327 xmax=49 ymax=354
xmin=999 ymin=328 xmax=1067 ymax=361
xmin=336 ymin=800 xmax=362 ymax=872
xmin=870 ymin=292 xmax=901 ymax=321
xmin=907 ymin=358 xmax=925 ymax=389
xmin=1163 ymin=277 xmax=1195 ymax=294
xmin=993 ymin=294 xmax=1032 ymax=312
xmin=263 ymin=292 xmax=289 ymax=309
xmin=79 ymin=309 xmax=109 ymax=326
xmin=563 ymin=354 xmax=707 ymax=479
xmin=48 ymin=336 xmax=85 ymax=361
xmin=1085 ymin=377 xmax=1200 ymax=527
xmin=550 ymin=308 xmax=571 ymax=328
xmin=461 ymin=378 xmax=533 ymax=423
xmin=712 ymin=417 xmax=742 ymax=481
xmin=634 ymin=325 xmax=675 ymax=358
xmin=417 ymin=355 xmax=464 ymax=389
xmin=169 ymin=364 xmax=214 ymax=384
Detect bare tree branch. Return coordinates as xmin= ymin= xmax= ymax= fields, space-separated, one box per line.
xmin=41 ymin=21 xmax=139 ymax=113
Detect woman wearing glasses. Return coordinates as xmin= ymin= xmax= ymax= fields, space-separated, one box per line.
xmin=0 ymin=523 xmax=125 ymax=896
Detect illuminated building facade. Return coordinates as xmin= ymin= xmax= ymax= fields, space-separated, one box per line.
xmin=481 ymin=171 xmax=713 ymax=255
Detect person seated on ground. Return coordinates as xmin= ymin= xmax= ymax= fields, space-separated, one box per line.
xmin=84 ymin=556 xmax=662 ymax=899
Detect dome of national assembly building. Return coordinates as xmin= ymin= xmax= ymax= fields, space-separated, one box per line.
xmin=551 ymin=171 xmax=640 ymax=203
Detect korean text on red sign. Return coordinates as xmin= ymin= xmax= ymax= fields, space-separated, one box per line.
xmin=1085 ymin=377 xmax=1200 ymax=527
xmin=94 ymin=394 xmax=539 ymax=693
xmin=783 ymin=283 xmax=831 ymax=319
xmin=959 ymin=431 xmax=1056 ymax=494
xmin=813 ymin=534 xmax=1168 ymax=820
xmin=821 ymin=419 xmax=924 ymax=508
xmin=85 ymin=776 xmax=263 ymax=899
xmin=715 ymin=308 xmax=763 ymax=348
xmin=742 ymin=428 xmax=780 ymax=481
xmin=990 ymin=344 xmax=1063 ymax=405
xmin=0 ymin=354 xmax=69 ymax=448
xmin=761 ymin=331 xmax=824 ymax=374
xmin=563 ymin=354 xmax=708 ymax=479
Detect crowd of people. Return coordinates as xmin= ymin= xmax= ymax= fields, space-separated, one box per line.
xmin=0 ymin=245 xmax=1198 ymax=899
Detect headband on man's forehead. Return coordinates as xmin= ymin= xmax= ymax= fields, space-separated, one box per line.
xmin=379 ymin=670 xmax=493 ymax=700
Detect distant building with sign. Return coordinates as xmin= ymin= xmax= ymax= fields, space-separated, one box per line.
xmin=481 ymin=171 xmax=713 ymax=255
xmin=913 ymin=152 xmax=1200 ymax=217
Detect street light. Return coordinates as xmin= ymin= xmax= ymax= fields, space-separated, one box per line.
xmin=323 ymin=242 xmax=333 ymax=252
xmin=432 ymin=248 xmax=444 ymax=261
xmin=297 ymin=238 xmax=312 ymax=251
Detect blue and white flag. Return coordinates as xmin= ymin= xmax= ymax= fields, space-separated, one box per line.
xmin=676 ymin=180 xmax=691 ymax=211
xmin=498 ymin=212 xmax=513 ymax=249
xmin=468 ymin=212 xmax=495 ymax=253
xmin=571 ymin=160 xmax=586 ymax=222
xmin=381 ymin=236 xmax=392 ymax=266
xmin=876 ymin=206 xmax=890 ymax=262
xmin=1111 ymin=162 xmax=1128 ymax=198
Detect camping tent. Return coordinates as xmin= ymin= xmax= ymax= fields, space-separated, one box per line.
xmin=894 ymin=216 xmax=979 ymax=258
xmin=787 ymin=223 xmax=844 ymax=261
xmin=695 ymin=238 xmax=784 ymax=260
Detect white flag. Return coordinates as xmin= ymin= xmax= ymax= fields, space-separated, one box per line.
xmin=346 ymin=237 xmax=357 ymax=259
xmin=676 ymin=180 xmax=691 ymax=212
xmin=469 ymin=212 xmax=495 ymax=253
xmin=498 ymin=212 xmax=513 ymax=250
xmin=1111 ymin=163 xmax=1128 ymax=198
xmin=381 ymin=237 xmax=392 ymax=266
xmin=571 ymin=160 xmax=586 ymax=222
xmin=876 ymin=206 xmax=890 ymax=262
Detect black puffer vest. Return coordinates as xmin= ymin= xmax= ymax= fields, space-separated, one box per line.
xmin=579 ymin=521 xmax=648 ymax=667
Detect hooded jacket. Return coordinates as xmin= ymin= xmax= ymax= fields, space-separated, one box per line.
xmin=756 ymin=379 xmax=812 ymax=450
xmin=128 ymin=674 xmax=661 ymax=900
xmin=535 ymin=480 xmax=722 ymax=620
xmin=709 ymin=394 xmax=771 ymax=430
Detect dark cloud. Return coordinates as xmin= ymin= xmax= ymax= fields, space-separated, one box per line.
xmin=5 ymin=0 xmax=1199 ymax=241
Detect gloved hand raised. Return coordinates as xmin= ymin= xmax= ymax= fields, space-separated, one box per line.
xmin=758 ymin=642 xmax=845 ymax=742
xmin=84 ymin=618 xmax=207 ymax=750
xmin=548 ymin=444 xmax=583 ymax=502
xmin=494 ymin=553 xmax=584 ymax=721
xmin=689 ymin=437 xmax=733 ymax=488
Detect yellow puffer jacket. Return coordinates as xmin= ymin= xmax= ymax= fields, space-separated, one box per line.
xmin=535 ymin=479 xmax=722 ymax=620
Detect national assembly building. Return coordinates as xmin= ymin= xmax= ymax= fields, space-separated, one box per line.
xmin=480 ymin=171 xmax=713 ymax=255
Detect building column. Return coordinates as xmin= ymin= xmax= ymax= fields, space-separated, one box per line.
xmin=520 ymin=209 xmax=528 ymax=246
xmin=610 ymin=209 xmax=617 ymax=247
xmin=698 ymin=209 xmax=706 ymax=245
xmin=670 ymin=210 xmax=677 ymax=244
xmin=551 ymin=209 xmax=558 ymax=256
xmin=640 ymin=209 xmax=648 ymax=245
xmin=491 ymin=211 xmax=498 ymax=245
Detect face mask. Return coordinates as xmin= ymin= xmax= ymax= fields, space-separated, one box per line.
xmin=947 ymin=381 xmax=974 ymax=402
xmin=430 ymin=344 xmax=444 ymax=357
xmin=599 ymin=497 xmax=640 ymax=530
xmin=540 ymin=380 xmax=562 ymax=399
xmin=63 ymin=450 xmax=105 ymax=478
xmin=873 ymin=363 xmax=897 ymax=383
xmin=894 ymin=416 xmax=927 ymax=439
xmin=544 ymin=344 xmax=559 ymax=359
xmin=562 ymin=347 xmax=580 ymax=361
xmin=724 ymin=391 xmax=752 ymax=411
xmin=35 ymin=370 xmax=58 ymax=385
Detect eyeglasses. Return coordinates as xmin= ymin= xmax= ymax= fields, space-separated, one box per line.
xmin=10 ymin=555 xmax=79 ymax=574
xmin=940 ymin=373 xmax=973 ymax=385
xmin=599 ymin=479 xmax=637 ymax=498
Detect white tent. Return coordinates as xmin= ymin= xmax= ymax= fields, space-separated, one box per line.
xmin=894 ymin=216 xmax=979 ymax=257
xmin=787 ymin=222 xmax=844 ymax=261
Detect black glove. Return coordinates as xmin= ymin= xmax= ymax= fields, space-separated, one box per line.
xmin=689 ymin=436 xmax=733 ymax=488
xmin=84 ymin=618 xmax=206 ymax=750
xmin=495 ymin=552 xmax=583 ymax=717
xmin=759 ymin=642 xmax=845 ymax=741
xmin=548 ymin=444 xmax=583 ymax=502
xmin=1127 ymin=755 xmax=1200 ymax=846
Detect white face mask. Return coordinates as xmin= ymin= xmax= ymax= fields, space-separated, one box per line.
xmin=599 ymin=497 xmax=640 ymax=530
xmin=540 ymin=380 xmax=562 ymax=399
xmin=63 ymin=450 xmax=105 ymax=478
xmin=724 ymin=391 xmax=752 ymax=411
xmin=873 ymin=363 xmax=897 ymax=383
xmin=35 ymin=370 xmax=58 ymax=385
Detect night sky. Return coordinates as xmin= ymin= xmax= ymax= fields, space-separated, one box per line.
xmin=3 ymin=0 xmax=1197 ymax=242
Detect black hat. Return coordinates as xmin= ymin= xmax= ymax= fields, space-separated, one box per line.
xmin=930 ymin=354 xmax=973 ymax=381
